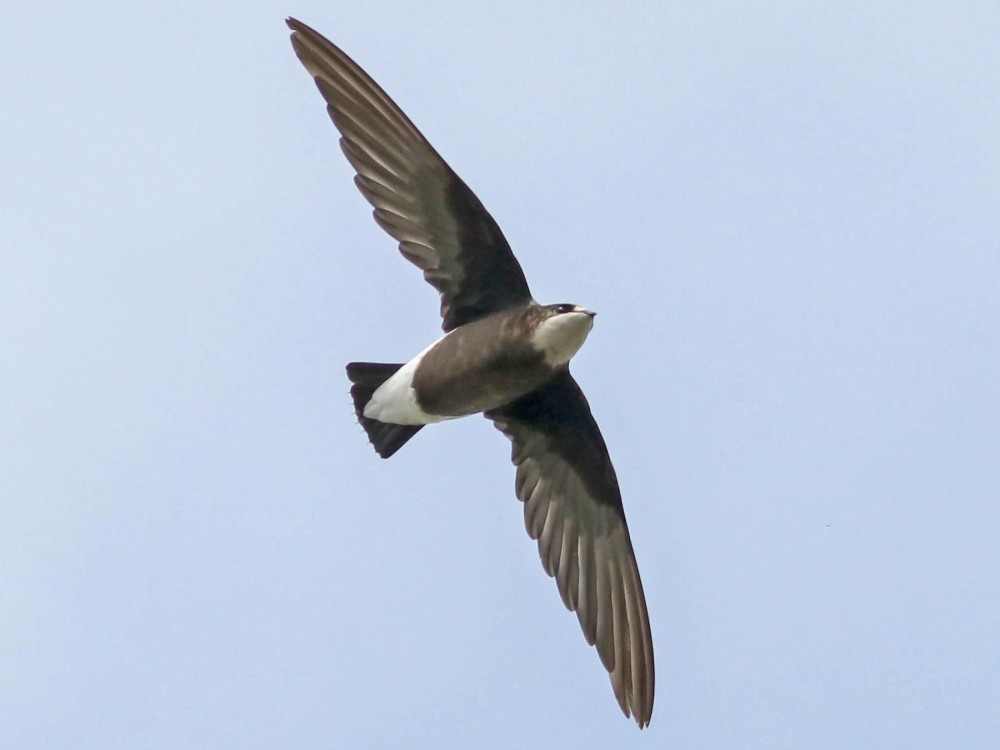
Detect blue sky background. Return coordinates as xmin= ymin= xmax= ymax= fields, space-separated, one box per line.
xmin=3 ymin=1 xmax=999 ymax=747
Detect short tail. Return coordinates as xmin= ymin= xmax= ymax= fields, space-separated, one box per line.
xmin=346 ymin=362 xmax=424 ymax=459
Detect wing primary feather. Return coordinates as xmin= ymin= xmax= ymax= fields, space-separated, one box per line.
xmin=622 ymin=557 xmax=651 ymax=724
xmin=350 ymin=162 xmax=409 ymax=195
xmin=289 ymin=30 xmax=424 ymax=145
xmin=594 ymin=547 xmax=616 ymax=672
xmin=339 ymin=138 xmax=404 ymax=184
xmin=515 ymin=462 xmax=541 ymax=500
xmin=397 ymin=240 xmax=439 ymax=268
xmin=575 ymin=533 xmax=598 ymax=646
xmin=319 ymin=88 xmax=414 ymax=168
xmin=608 ymin=556 xmax=632 ymax=716
xmin=354 ymin=175 xmax=417 ymax=216
xmin=330 ymin=110 xmax=411 ymax=177
xmin=539 ymin=498 xmax=563 ymax=577
xmin=524 ymin=478 xmax=550 ymax=539
xmin=557 ymin=523 xmax=580 ymax=610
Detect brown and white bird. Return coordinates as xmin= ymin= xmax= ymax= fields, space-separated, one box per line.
xmin=287 ymin=17 xmax=654 ymax=727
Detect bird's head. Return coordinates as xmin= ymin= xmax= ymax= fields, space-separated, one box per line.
xmin=530 ymin=303 xmax=597 ymax=366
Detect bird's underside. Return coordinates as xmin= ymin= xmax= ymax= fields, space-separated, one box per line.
xmin=287 ymin=17 xmax=655 ymax=727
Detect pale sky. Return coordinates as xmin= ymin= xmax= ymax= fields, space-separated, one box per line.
xmin=3 ymin=2 xmax=999 ymax=747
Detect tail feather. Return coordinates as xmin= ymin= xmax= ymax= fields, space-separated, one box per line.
xmin=346 ymin=362 xmax=423 ymax=458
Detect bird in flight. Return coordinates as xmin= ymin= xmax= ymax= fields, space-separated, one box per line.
xmin=286 ymin=17 xmax=654 ymax=727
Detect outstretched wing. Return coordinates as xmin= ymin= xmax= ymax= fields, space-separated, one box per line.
xmin=486 ymin=370 xmax=655 ymax=727
xmin=287 ymin=18 xmax=533 ymax=331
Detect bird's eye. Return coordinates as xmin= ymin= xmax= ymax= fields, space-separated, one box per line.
xmin=555 ymin=304 xmax=575 ymax=314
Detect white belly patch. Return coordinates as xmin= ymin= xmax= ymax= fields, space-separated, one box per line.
xmin=363 ymin=335 xmax=457 ymax=425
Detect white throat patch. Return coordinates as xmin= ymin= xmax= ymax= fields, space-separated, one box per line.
xmin=531 ymin=311 xmax=594 ymax=366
